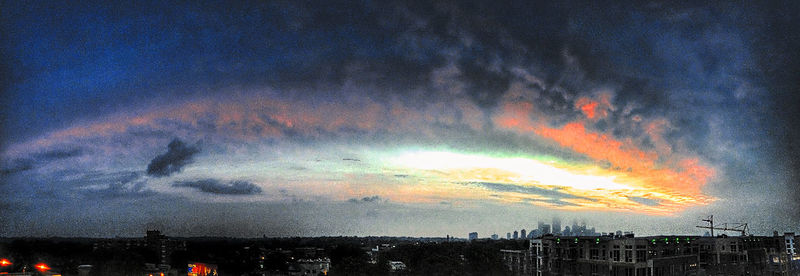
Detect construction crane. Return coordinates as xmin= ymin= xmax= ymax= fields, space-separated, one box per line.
xmin=696 ymin=215 xmax=749 ymax=236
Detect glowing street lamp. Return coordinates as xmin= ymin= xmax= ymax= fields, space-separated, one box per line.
xmin=35 ymin=263 xmax=50 ymax=272
xmin=0 ymin=258 xmax=11 ymax=266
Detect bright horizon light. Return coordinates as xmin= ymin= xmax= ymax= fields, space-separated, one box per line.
xmin=393 ymin=151 xmax=633 ymax=191
xmin=389 ymin=150 xmax=711 ymax=215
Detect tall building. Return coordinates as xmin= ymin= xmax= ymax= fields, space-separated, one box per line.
xmin=513 ymin=231 xmax=519 ymax=239
xmin=468 ymin=232 xmax=478 ymax=240
xmin=507 ymin=232 xmax=511 ymax=239
xmin=530 ymin=229 xmax=540 ymax=238
xmin=552 ymin=217 xmax=561 ymax=234
xmin=520 ymin=229 xmax=526 ymax=239
xmin=491 ymin=233 xmax=499 ymax=240
xmin=539 ymin=223 xmax=551 ymax=235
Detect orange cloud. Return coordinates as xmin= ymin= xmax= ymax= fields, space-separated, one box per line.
xmin=491 ymin=97 xmax=715 ymax=212
xmin=576 ymin=98 xmax=599 ymax=119
xmin=574 ymin=92 xmax=614 ymax=120
xmin=536 ymin=122 xmax=658 ymax=171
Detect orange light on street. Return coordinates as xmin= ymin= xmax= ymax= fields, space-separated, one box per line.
xmin=35 ymin=263 xmax=50 ymax=271
xmin=0 ymin=259 xmax=10 ymax=266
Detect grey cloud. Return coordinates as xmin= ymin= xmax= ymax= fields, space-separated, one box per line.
xmin=173 ymin=179 xmax=262 ymax=195
xmin=279 ymin=189 xmax=303 ymax=202
xmin=96 ymin=177 xmax=155 ymax=199
xmin=628 ymin=196 xmax=661 ymax=206
xmin=146 ymin=138 xmax=200 ymax=177
xmin=34 ymin=147 xmax=85 ymax=160
xmin=463 ymin=181 xmax=596 ymax=202
xmin=75 ymin=171 xmax=155 ymax=199
xmin=342 ymin=158 xmax=361 ymax=162
xmin=0 ymin=158 xmax=34 ymax=176
xmin=522 ymin=198 xmax=581 ymax=207
xmin=347 ymin=195 xmax=383 ymax=203
xmin=1 ymin=147 xmax=85 ymax=176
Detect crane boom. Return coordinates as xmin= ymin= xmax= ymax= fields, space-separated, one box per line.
xmin=696 ymin=215 xmax=748 ymax=236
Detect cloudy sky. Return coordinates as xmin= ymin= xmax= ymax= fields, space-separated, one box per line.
xmin=1 ymin=1 xmax=799 ymax=238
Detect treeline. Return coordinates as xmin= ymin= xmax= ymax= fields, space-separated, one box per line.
xmin=0 ymin=237 xmax=528 ymax=275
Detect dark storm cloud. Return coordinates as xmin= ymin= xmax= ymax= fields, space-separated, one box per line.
xmin=173 ymin=179 xmax=262 ymax=195
xmin=146 ymin=138 xmax=200 ymax=177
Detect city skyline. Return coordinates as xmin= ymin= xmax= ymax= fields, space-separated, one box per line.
xmin=1 ymin=1 xmax=799 ymax=238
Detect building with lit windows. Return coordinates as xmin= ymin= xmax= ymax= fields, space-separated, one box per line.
xmin=503 ymin=234 xmax=799 ymax=276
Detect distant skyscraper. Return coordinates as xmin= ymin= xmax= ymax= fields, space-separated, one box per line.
xmin=468 ymin=232 xmax=478 ymax=240
xmin=552 ymin=217 xmax=561 ymax=234
xmin=520 ymin=229 xmax=526 ymax=239
xmin=513 ymin=231 xmax=519 ymax=239
xmin=563 ymin=226 xmax=571 ymax=236
xmin=507 ymin=232 xmax=511 ymax=239
xmin=491 ymin=233 xmax=499 ymax=240
xmin=540 ymin=224 xmax=551 ymax=235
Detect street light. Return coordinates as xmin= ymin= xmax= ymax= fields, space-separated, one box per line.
xmin=0 ymin=259 xmax=11 ymax=266
xmin=35 ymin=263 xmax=50 ymax=272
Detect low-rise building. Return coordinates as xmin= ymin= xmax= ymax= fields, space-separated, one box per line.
xmin=501 ymin=249 xmax=530 ymax=275
xmin=504 ymin=234 xmax=799 ymax=276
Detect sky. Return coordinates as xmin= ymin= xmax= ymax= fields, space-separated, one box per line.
xmin=1 ymin=0 xmax=799 ymax=238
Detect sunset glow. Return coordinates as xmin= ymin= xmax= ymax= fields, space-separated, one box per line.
xmin=391 ymin=151 xmax=711 ymax=214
